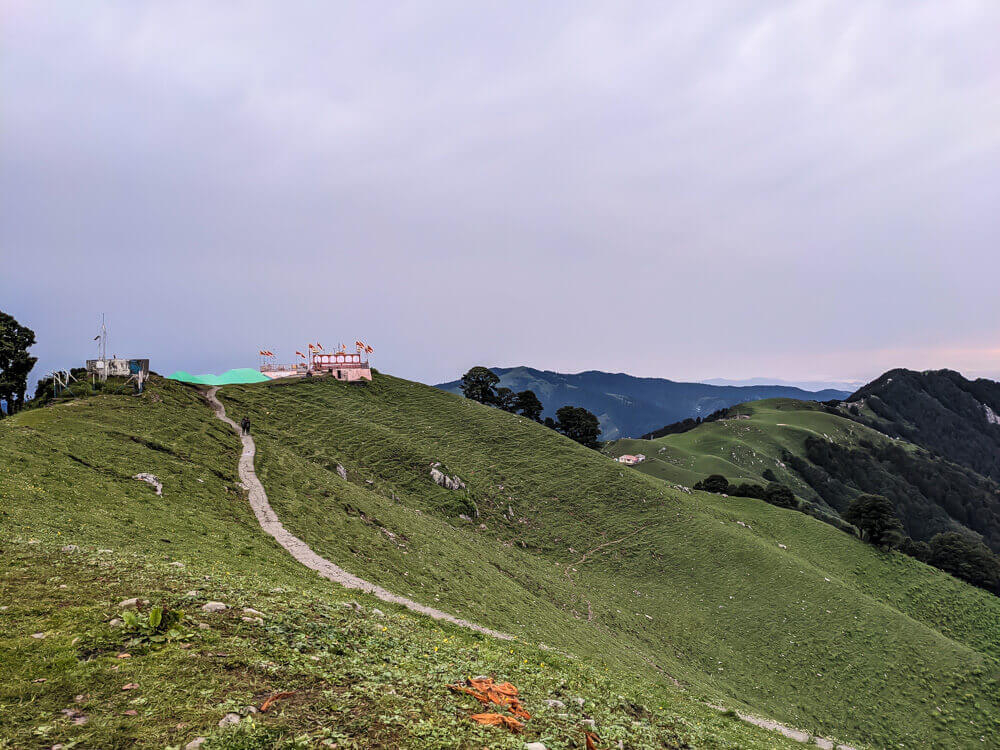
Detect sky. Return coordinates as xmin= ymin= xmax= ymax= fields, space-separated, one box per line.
xmin=2 ymin=1 xmax=999 ymax=390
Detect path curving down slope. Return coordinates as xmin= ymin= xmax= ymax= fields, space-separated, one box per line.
xmin=205 ymin=386 xmax=513 ymax=640
xmin=206 ymin=386 xmax=858 ymax=750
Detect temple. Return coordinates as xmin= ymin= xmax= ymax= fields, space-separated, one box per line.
xmin=259 ymin=344 xmax=373 ymax=382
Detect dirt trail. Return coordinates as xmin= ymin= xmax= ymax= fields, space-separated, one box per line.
xmin=205 ymin=387 xmax=512 ymax=640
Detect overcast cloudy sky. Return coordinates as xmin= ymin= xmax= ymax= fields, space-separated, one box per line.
xmin=3 ymin=1 xmax=998 ymax=388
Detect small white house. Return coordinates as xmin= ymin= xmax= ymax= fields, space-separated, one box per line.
xmin=617 ymin=454 xmax=646 ymax=466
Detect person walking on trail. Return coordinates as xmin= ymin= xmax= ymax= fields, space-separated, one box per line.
xmin=241 ymin=416 xmax=251 ymax=436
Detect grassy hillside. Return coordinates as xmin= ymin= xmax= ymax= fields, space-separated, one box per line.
xmin=435 ymin=367 xmax=849 ymax=440
xmin=0 ymin=378 xmax=796 ymax=749
xmin=4 ymin=376 xmax=1000 ymax=748
xmin=219 ymin=376 xmax=1000 ymax=748
xmin=607 ymin=399 xmax=876 ymax=501
xmin=610 ymin=397 xmax=1000 ymax=551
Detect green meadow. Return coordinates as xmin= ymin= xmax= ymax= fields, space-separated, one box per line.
xmin=607 ymin=399 xmax=884 ymax=502
xmin=2 ymin=376 xmax=999 ymax=747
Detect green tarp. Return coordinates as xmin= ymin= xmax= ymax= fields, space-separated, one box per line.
xmin=166 ymin=368 xmax=271 ymax=386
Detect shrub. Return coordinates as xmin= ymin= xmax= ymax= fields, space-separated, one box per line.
xmin=693 ymin=475 xmax=729 ymax=494
xmin=763 ymin=483 xmax=798 ymax=509
xmin=843 ymin=494 xmax=904 ymax=549
xmin=927 ymin=532 xmax=1000 ymax=594
xmin=730 ymin=482 xmax=766 ymax=499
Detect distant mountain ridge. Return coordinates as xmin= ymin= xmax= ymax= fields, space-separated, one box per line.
xmin=435 ymin=366 xmax=850 ymax=439
xmin=846 ymin=368 xmax=1000 ymax=482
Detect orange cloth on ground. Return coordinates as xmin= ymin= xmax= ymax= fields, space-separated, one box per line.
xmin=470 ymin=712 xmax=525 ymax=732
xmin=447 ymin=677 xmax=532 ymax=731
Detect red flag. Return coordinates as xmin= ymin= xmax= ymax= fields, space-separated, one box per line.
xmin=296 ymin=351 xmax=305 ymax=358
xmin=366 ymin=345 xmax=374 ymax=354
xmin=315 ymin=342 xmax=323 ymax=351
xmin=258 ymin=350 xmax=266 ymax=356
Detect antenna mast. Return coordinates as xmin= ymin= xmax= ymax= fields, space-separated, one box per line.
xmin=97 ymin=314 xmax=109 ymax=382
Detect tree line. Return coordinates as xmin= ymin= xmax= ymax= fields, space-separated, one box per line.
xmin=640 ymin=406 xmax=733 ymax=440
xmin=459 ymin=366 xmax=602 ymax=449
xmin=786 ymin=436 xmax=1000 ymax=553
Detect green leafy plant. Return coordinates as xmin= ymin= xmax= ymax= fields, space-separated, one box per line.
xmin=122 ymin=605 xmax=187 ymax=643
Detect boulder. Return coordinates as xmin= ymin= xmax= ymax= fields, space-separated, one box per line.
xmin=336 ymin=464 xmax=348 ymax=480
xmin=61 ymin=544 xmax=80 ymax=553
xmin=201 ymin=601 xmax=228 ymax=613
xmin=184 ymin=739 xmax=207 ymax=750
xmin=218 ymin=712 xmax=241 ymax=727
xmin=119 ymin=598 xmax=140 ymax=609
xmin=430 ymin=463 xmax=466 ymax=490
xmin=543 ymin=699 xmax=565 ymax=709
xmin=132 ymin=473 xmax=163 ymax=496
xmin=525 ymin=743 xmax=547 ymax=750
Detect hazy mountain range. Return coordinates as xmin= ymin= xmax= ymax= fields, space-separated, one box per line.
xmin=702 ymin=377 xmax=865 ymax=392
